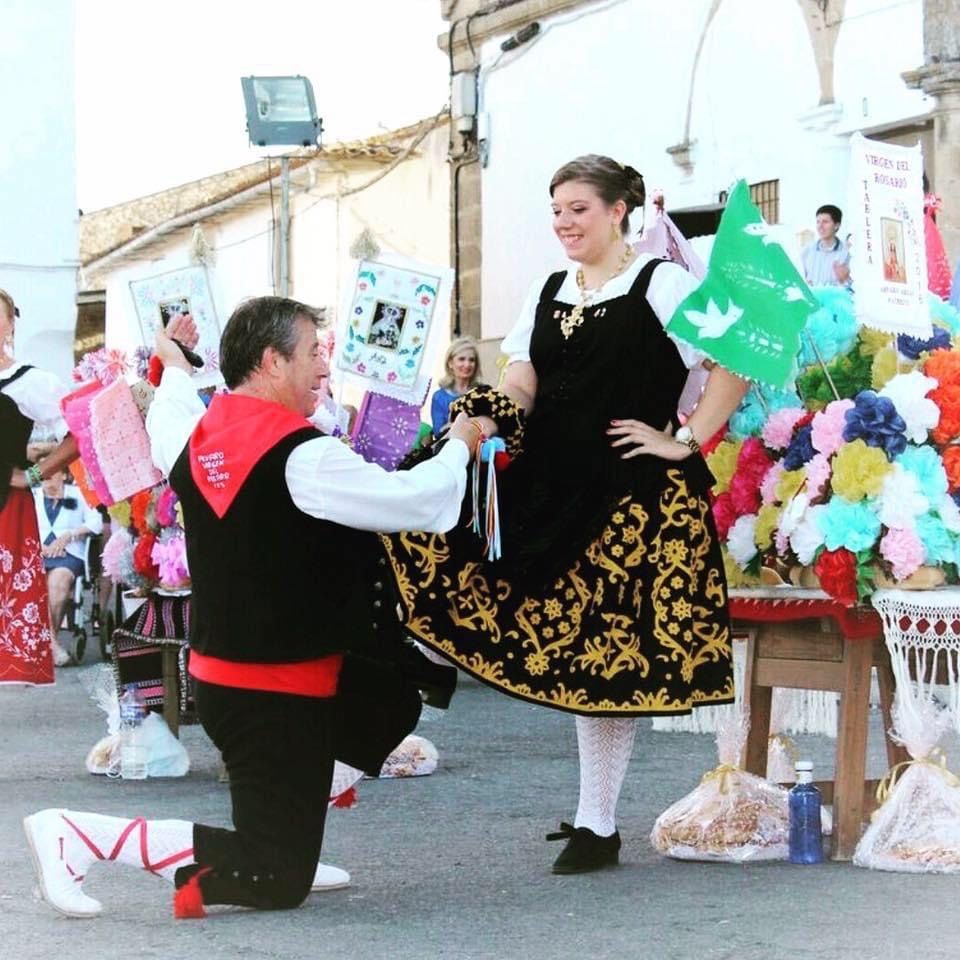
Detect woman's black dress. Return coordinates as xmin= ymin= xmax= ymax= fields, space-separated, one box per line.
xmin=383 ymin=260 xmax=734 ymax=716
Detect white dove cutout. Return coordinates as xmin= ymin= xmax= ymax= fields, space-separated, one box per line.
xmin=742 ymin=222 xmax=778 ymax=245
xmin=683 ymin=298 xmax=744 ymax=339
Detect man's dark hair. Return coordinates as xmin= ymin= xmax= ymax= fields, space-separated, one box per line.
xmin=219 ymin=296 xmax=324 ymax=389
xmin=816 ymin=204 xmax=842 ymax=225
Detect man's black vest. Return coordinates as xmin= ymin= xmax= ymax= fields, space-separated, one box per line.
xmin=170 ymin=426 xmax=396 ymax=663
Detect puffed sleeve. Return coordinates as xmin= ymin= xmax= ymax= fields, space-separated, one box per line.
xmin=645 ymin=261 xmax=711 ymax=370
xmin=500 ymin=273 xmax=557 ymax=365
xmin=18 ymin=368 xmax=70 ymax=440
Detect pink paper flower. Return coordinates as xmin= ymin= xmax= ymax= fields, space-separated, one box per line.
xmin=761 ymin=407 xmax=806 ymax=450
xmin=760 ymin=462 xmax=785 ymax=505
xmin=151 ymin=533 xmax=190 ymax=588
xmin=804 ymin=453 xmax=832 ymax=501
xmin=811 ymin=399 xmax=855 ymax=457
xmin=879 ymin=527 xmax=926 ymax=581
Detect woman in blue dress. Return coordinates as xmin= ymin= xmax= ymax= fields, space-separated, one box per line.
xmin=430 ymin=337 xmax=483 ymax=438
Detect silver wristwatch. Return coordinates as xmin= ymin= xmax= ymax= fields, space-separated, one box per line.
xmin=675 ymin=425 xmax=700 ymax=454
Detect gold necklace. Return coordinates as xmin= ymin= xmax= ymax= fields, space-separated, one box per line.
xmin=560 ymin=245 xmax=635 ymax=340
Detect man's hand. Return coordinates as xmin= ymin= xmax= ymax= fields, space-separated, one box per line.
xmin=447 ymin=412 xmax=480 ymax=459
xmin=834 ymin=260 xmax=850 ymax=284
xmin=155 ymin=314 xmax=196 ymax=375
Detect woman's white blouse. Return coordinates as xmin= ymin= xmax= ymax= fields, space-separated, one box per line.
xmin=500 ymin=254 xmax=708 ymax=371
xmin=1 ymin=362 xmax=70 ymax=440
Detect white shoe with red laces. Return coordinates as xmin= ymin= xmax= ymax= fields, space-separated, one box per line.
xmin=24 ymin=810 xmax=102 ymax=918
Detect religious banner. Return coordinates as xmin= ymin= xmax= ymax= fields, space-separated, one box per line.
xmin=336 ymin=256 xmax=451 ymax=401
xmin=667 ymin=180 xmax=819 ymax=388
xmin=847 ymin=133 xmax=930 ymax=338
xmin=129 ymin=266 xmax=222 ymax=385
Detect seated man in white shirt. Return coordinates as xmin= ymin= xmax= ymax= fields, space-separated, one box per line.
xmin=33 ymin=471 xmax=102 ymax=665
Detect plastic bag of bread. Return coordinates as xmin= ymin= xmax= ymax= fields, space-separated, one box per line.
xmin=651 ymin=712 xmax=789 ymax=862
xmin=854 ymin=693 xmax=960 ymax=873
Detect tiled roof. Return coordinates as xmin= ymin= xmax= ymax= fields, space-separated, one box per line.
xmin=80 ymin=114 xmax=446 ymax=267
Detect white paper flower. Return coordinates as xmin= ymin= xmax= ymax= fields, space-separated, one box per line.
xmin=790 ymin=504 xmax=827 ymax=565
xmin=937 ymin=493 xmax=960 ymax=534
xmin=876 ymin=463 xmax=929 ymax=531
xmin=778 ymin=492 xmax=809 ymax=540
xmin=879 ymin=370 xmax=940 ymax=444
xmin=727 ymin=514 xmax=758 ymax=568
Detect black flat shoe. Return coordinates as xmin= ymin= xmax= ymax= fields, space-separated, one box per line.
xmin=546 ymin=822 xmax=621 ymax=875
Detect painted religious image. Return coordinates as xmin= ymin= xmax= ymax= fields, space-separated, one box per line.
xmin=158 ymin=296 xmax=193 ymax=329
xmin=367 ymin=301 xmax=407 ymax=350
xmin=338 ymin=259 xmax=442 ymax=389
xmin=130 ymin=266 xmax=221 ymax=377
xmin=881 ymin=217 xmax=907 ymax=285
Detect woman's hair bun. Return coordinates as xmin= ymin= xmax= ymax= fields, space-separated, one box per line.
xmin=620 ymin=165 xmax=645 ymax=211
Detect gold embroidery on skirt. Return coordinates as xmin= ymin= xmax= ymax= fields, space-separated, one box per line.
xmin=381 ymin=470 xmax=734 ymax=715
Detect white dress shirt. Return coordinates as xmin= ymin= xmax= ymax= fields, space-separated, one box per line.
xmin=146 ymin=368 xmax=469 ymax=534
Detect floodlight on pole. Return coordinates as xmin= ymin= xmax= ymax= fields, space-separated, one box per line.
xmin=241 ymin=75 xmax=322 ymax=297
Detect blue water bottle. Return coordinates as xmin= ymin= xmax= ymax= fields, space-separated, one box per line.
xmin=788 ymin=760 xmax=823 ymax=864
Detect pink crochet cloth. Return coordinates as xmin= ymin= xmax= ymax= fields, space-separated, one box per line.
xmin=63 ymin=379 xmax=161 ymax=505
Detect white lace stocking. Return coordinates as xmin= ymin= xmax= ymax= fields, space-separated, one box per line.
xmin=573 ymin=716 xmax=636 ymax=837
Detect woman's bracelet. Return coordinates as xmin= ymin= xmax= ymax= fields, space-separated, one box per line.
xmin=26 ymin=464 xmax=43 ymax=488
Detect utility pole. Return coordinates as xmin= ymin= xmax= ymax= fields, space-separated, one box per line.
xmin=279 ymin=157 xmax=290 ymax=297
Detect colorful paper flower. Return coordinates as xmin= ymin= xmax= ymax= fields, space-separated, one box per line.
xmin=151 ymin=532 xmax=190 ymax=588
xmin=876 ymin=464 xmax=928 ymax=531
xmin=790 ymin=504 xmax=827 ymax=565
xmin=711 ymin=492 xmax=737 ymax=541
xmin=755 ymin=504 xmax=781 ymax=551
xmin=831 ymin=439 xmax=891 ymax=501
xmin=842 ymin=390 xmax=908 ymax=460
xmin=760 ymin=462 xmax=785 ymax=506
xmin=814 ymin=547 xmax=859 ymax=607
xmin=154 ymin=486 xmax=179 ymax=528
xmin=897 ymin=326 xmax=951 ymax=360
xmin=897 ymin=444 xmax=949 ymax=503
xmin=818 ymin=497 xmax=882 ymax=553
xmin=133 ymin=531 xmax=160 ymax=580
xmin=915 ymin=513 xmax=956 ymax=565
xmin=782 ymin=424 xmax=816 ymax=470
xmin=878 ymin=370 xmax=940 ymax=444
xmin=804 ymin=453 xmax=832 ymax=501
xmin=727 ymin=514 xmax=758 ymax=568
xmin=879 ymin=528 xmax=926 ymax=581
xmin=775 ymin=468 xmax=806 ymax=506
xmin=811 ymin=399 xmax=855 ymax=457
xmin=707 ymin=439 xmax=742 ymax=495
xmin=761 ymin=407 xmax=806 ymax=451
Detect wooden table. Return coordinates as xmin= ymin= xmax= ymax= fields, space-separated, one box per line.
xmin=731 ymin=588 xmax=908 ymax=860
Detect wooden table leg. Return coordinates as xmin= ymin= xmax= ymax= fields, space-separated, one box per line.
xmin=161 ymin=645 xmax=180 ymax=738
xmin=831 ymin=635 xmax=874 ymax=860
xmin=741 ymin=628 xmax=772 ymax=775
xmin=875 ymin=639 xmax=909 ymax=768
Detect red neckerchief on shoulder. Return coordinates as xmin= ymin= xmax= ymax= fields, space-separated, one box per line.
xmin=188 ymin=393 xmax=314 ymax=518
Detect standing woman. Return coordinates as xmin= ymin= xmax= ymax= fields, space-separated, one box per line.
xmin=430 ymin=337 xmax=483 ymax=438
xmin=0 ymin=290 xmax=79 ymax=684
xmin=385 ymin=156 xmax=748 ymax=873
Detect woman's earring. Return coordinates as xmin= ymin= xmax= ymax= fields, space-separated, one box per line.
xmin=611 ymin=222 xmax=620 ymax=242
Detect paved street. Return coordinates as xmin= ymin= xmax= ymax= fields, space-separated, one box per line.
xmin=1 ymin=665 xmax=957 ymax=960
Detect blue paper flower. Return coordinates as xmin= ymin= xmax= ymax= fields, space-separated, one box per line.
xmin=783 ymin=424 xmax=816 ymax=470
xmin=897 ymin=444 xmax=949 ymax=504
xmin=798 ymin=288 xmax=859 ymax=368
xmin=897 ymin=326 xmax=951 ymax=359
xmin=843 ymin=390 xmax=908 ymax=460
xmin=915 ymin=512 xmax=956 ymax=565
xmin=729 ymin=384 xmax=803 ymax=439
xmin=818 ymin=497 xmax=882 ymax=553
xmin=929 ymin=293 xmax=960 ymax=336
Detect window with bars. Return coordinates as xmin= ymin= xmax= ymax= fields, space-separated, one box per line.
xmin=718 ymin=179 xmax=780 ymax=224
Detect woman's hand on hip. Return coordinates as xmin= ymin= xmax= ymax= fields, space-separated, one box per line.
xmin=607 ymin=419 xmax=689 ymax=461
